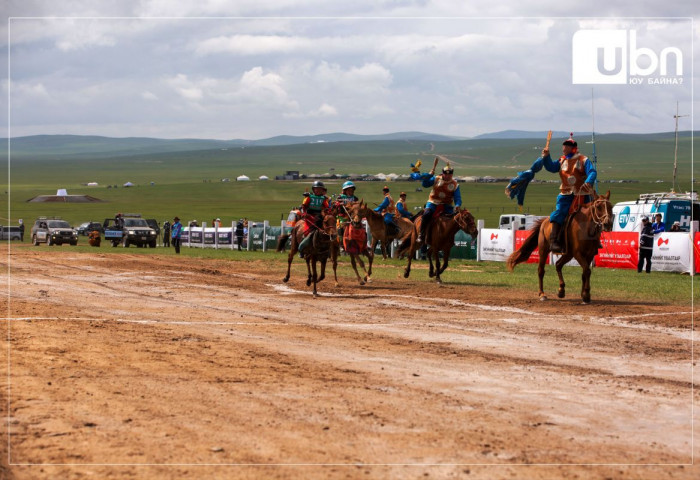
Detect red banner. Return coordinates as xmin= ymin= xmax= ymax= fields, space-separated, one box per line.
xmin=694 ymin=232 xmax=700 ymax=274
xmin=514 ymin=230 xmax=548 ymax=264
xmin=595 ymin=231 xmax=638 ymax=269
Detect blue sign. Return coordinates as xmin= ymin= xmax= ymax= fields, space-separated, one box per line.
xmin=617 ymin=206 xmax=631 ymax=229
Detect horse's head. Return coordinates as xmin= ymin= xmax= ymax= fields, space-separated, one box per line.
xmin=323 ymin=213 xmax=338 ymax=241
xmin=456 ymin=209 xmax=478 ymax=238
xmin=592 ymin=191 xmax=613 ymax=232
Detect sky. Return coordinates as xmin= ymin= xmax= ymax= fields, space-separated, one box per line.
xmin=1 ymin=1 xmax=698 ymax=140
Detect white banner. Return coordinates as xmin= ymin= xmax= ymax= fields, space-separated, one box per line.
xmin=478 ymin=228 xmax=514 ymax=262
xmin=651 ymin=232 xmax=692 ymax=273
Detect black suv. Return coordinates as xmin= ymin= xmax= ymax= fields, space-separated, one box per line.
xmin=76 ymin=221 xmax=105 ymax=236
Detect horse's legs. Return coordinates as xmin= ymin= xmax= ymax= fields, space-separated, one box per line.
xmin=365 ymin=249 xmax=373 ymax=282
xmin=283 ymin=235 xmax=298 ymax=282
xmin=318 ymin=257 xmax=327 ymax=283
xmin=438 ymin=250 xmax=450 ymax=276
xmin=305 ymin=257 xmax=313 ymax=287
xmin=311 ymin=257 xmax=319 ymax=297
xmin=554 ymin=254 xmax=572 ymax=299
xmin=332 ymin=243 xmax=339 ymax=287
xmin=537 ymin=252 xmax=548 ymax=300
xmin=428 ymin=248 xmax=436 ymax=277
xmin=574 ymin=253 xmax=593 ymax=304
xmin=350 ymin=255 xmax=365 ymax=285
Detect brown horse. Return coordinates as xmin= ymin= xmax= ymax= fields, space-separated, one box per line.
xmin=506 ymin=191 xmax=613 ymax=304
xmin=350 ymin=199 xmax=413 ymax=259
xmin=400 ymin=208 xmax=478 ymax=284
xmin=335 ymin=201 xmax=374 ymax=285
xmin=282 ymin=213 xmax=337 ymax=297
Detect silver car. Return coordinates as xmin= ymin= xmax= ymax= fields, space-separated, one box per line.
xmin=31 ymin=218 xmax=78 ymax=246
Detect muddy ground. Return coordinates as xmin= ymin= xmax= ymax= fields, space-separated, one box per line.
xmin=1 ymin=247 xmax=698 ymax=479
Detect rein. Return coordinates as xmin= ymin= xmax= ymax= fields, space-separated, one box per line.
xmin=584 ymin=197 xmax=611 ymax=237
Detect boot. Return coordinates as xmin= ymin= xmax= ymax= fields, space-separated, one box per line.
xmin=416 ymin=210 xmax=432 ymax=244
xmin=550 ymin=222 xmax=563 ymax=253
xmin=298 ymin=232 xmax=312 ymax=257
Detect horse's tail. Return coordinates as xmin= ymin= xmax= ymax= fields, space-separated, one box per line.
xmin=506 ymin=218 xmax=545 ymax=271
xmin=276 ymin=233 xmax=291 ymax=252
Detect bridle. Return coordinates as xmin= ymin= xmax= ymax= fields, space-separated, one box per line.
xmin=589 ymin=196 xmax=612 ymax=229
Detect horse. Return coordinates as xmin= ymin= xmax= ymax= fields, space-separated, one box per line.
xmin=282 ymin=212 xmax=337 ymax=297
xmin=506 ymin=191 xmax=613 ymax=304
xmin=335 ymin=201 xmax=374 ymax=285
xmin=400 ymin=208 xmax=478 ymax=284
xmin=349 ymin=199 xmax=414 ymax=259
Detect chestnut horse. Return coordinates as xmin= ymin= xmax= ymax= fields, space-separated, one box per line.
xmin=506 ymin=191 xmax=613 ymax=304
xmin=351 ymin=199 xmax=413 ymax=259
xmin=337 ymin=201 xmax=375 ymax=285
xmin=400 ymin=208 xmax=478 ymax=284
xmin=282 ymin=213 xmax=337 ymax=297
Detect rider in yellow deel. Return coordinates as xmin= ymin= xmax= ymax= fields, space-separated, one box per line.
xmin=410 ymin=160 xmax=462 ymax=245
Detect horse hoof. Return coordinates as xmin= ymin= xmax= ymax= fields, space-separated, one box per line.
xmin=306 ymin=280 xmax=312 ymax=286
xmin=365 ymin=276 xmax=371 ymax=283
xmin=403 ymin=272 xmax=409 ymax=279
xmin=282 ymin=277 xmax=289 ymax=283
xmin=539 ymin=295 xmax=547 ymax=301
xmin=581 ymin=301 xmax=590 ymax=305
xmin=313 ymin=292 xmax=318 ymax=298
xmin=359 ymin=281 xmax=365 ymax=286
xmin=557 ymin=292 xmax=565 ymax=299
xmin=334 ymin=282 xmax=339 ymax=287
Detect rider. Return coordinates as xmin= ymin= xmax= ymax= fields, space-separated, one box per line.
xmin=374 ymin=185 xmax=399 ymax=235
xmin=336 ymin=180 xmax=359 ymax=239
xmin=540 ymin=134 xmax=596 ymax=253
xmin=396 ymin=192 xmax=411 ymax=219
xmin=298 ymin=180 xmax=330 ymax=256
xmin=414 ymin=162 xmax=462 ymax=244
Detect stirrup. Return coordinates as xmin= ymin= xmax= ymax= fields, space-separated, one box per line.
xmin=550 ymin=241 xmax=562 ymax=254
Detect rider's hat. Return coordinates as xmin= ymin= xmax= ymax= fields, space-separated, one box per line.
xmin=563 ymin=132 xmax=577 ymax=147
xmin=173 ymin=216 xmax=180 ymax=221
xmin=400 ymin=191 xmax=407 ymax=197
xmin=312 ymin=180 xmax=326 ymax=190
xmin=382 ymin=185 xmax=390 ymax=192
xmin=342 ymin=181 xmax=356 ymax=190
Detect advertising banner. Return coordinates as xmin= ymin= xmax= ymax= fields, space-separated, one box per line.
xmin=651 ymin=232 xmax=691 ymax=273
xmin=478 ymin=229 xmax=513 ymax=262
xmin=203 ymin=228 xmax=216 ymax=245
xmin=514 ymin=230 xmax=547 ymax=264
xmin=695 ymin=232 xmax=700 ymax=274
xmin=217 ymin=230 xmax=233 ymax=245
xmin=594 ymin=231 xmax=638 ymax=269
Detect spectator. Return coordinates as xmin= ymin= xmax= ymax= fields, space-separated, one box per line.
xmin=652 ymin=213 xmax=665 ymax=234
xmin=172 ymin=216 xmax=183 ymax=254
xmin=235 ymin=219 xmax=244 ymax=251
xmin=638 ymin=216 xmax=653 ymax=274
xmin=670 ymin=221 xmax=681 ymax=232
xmin=115 ymin=212 xmax=125 ymax=229
xmin=162 ymin=221 xmax=171 ymax=247
xmin=18 ymin=219 xmax=24 ymax=242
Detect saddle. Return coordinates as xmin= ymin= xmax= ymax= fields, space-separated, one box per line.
xmin=343 ymin=223 xmax=367 ymax=254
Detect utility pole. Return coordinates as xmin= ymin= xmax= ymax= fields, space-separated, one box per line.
xmin=673 ymin=101 xmax=688 ymax=193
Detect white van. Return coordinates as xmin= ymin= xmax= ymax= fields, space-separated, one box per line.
xmin=499 ymin=214 xmax=546 ymax=231
xmin=612 ymin=191 xmax=698 ymax=232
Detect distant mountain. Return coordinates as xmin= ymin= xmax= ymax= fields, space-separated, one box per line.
xmin=2 ymin=131 xmax=695 ymax=159
xmin=474 ymin=130 xmax=591 ymax=140
xmin=2 ymin=131 xmax=464 ymax=158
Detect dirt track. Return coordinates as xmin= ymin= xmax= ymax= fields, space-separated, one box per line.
xmin=1 ymin=247 xmax=698 ymax=479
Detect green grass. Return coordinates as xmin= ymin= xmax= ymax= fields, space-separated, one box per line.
xmin=15 ymin=244 xmax=697 ymax=306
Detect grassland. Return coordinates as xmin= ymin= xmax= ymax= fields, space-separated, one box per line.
xmin=2 ymin=132 xmax=694 ymax=228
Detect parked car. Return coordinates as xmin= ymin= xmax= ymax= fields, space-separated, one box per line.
xmin=30 ymin=217 xmax=78 ymax=246
xmin=0 ymin=226 xmax=22 ymax=241
xmin=103 ymin=214 xmax=157 ymax=248
xmin=76 ymin=221 xmax=105 ymax=236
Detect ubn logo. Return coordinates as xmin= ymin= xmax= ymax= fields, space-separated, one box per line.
xmin=572 ymin=30 xmax=683 ymax=84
